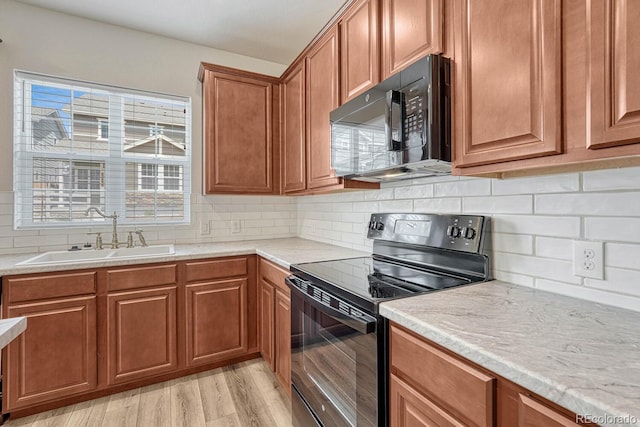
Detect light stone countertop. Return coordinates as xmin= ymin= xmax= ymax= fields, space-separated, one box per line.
xmin=0 ymin=317 xmax=27 ymax=349
xmin=380 ymin=280 xmax=640 ymax=427
xmin=0 ymin=238 xmax=370 ymax=276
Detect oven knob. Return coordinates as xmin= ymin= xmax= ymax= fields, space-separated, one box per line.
xmin=369 ymin=220 xmax=376 ymax=230
xmin=462 ymin=227 xmax=476 ymax=240
xmin=375 ymin=222 xmax=385 ymax=231
xmin=447 ymin=225 xmax=461 ymax=238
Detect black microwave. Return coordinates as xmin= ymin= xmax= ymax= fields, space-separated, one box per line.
xmin=330 ymin=54 xmax=451 ymax=182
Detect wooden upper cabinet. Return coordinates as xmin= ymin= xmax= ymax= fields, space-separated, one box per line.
xmin=281 ymin=61 xmax=307 ymax=193
xmin=306 ymin=25 xmax=343 ymax=190
xmin=453 ymin=0 xmax=563 ymax=168
xmin=587 ymin=0 xmax=640 ymax=150
xmin=200 ymin=64 xmax=280 ymax=194
xmin=340 ymin=0 xmax=380 ymax=103
xmin=382 ymin=0 xmax=443 ymax=79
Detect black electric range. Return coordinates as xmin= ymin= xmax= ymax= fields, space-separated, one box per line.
xmin=289 ymin=213 xmax=491 ymax=427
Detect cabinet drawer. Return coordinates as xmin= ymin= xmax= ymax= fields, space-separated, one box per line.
xmin=184 ymin=257 xmax=248 ymax=282
xmin=5 ymin=271 xmax=96 ymax=303
xmin=106 ymin=264 xmax=177 ymax=291
xmin=519 ymin=394 xmax=580 ymax=427
xmin=390 ymin=323 xmax=494 ymax=427
xmin=258 ymin=258 xmax=289 ymax=294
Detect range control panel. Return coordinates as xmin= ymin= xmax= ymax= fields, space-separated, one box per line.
xmin=367 ymin=213 xmax=486 ymax=253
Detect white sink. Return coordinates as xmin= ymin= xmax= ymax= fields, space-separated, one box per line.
xmin=109 ymin=245 xmax=175 ymax=259
xmin=17 ymin=245 xmax=175 ymax=266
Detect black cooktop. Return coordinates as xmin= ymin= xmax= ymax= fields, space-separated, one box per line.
xmin=290 ymin=256 xmax=472 ymax=313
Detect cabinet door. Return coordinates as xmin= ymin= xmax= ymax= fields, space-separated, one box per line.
xmin=282 ymin=61 xmax=307 ymax=193
xmin=259 ymin=278 xmax=275 ymax=370
xmin=4 ymin=296 xmax=97 ymax=411
xmin=107 ymin=286 xmax=177 ymax=385
xmin=518 ymin=394 xmax=580 ymax=427
xmin=390 ymin=374 xmax=464 ymax=427
xmin=588 ymin=0 xmax=640 ymax=149
xmin=274 ymin=288 xmax=291 ymax=395
xmin=203 ymin=70 xmax=274 ymax=194
xmin=382 ymin=0 xmax=443 ymax=79
xmin=306 ymin=25 xmax=342 ymax=189
xmin=185 ymin=279 xmax=248 ymax=366
xmin=453 ymin=0 xmax=562 ymax=167
xmin=341 ymin=0 xmax=380 ymax=102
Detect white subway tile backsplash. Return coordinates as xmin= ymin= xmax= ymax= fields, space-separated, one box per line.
xmin=585 ymin=217 xmax=640 ymax=242
xmin=492 ymin=173 xmax=579 ymax=195
xmin=605 ymin=243 xmax=640 ymax=270
xmin=493 ymin=270 xmax=535 ymax=287
xmin=463 ymin=195 xmax=533 ymax=214
xmin=493 ymin=252 xmax=581 ymax=284
xmin=535 ymin=279 xmax=640 ymax=312
xmin=413 ymin=197 xmax=462 ymax=213
xmin=536 ymin=192 xmax=640 ymax=216
xmin=379 ymin=199 xmax=413 ymax=212
xmin=434 ymin=178 xmax=491 ymax=197
xmin=583 ymin=166 xmax=640 ymax=191
xmin=394 ymin=184 xmax=434 ymax=200
xmin=492 ymin=233 xmax=533 ymax=255
xmin=585 ymin=267 xmax=640 ymax=297
xmin=535 ymin=237 xmax=573 ymax=260
xmin=492 ymin=215 xmax=581 ymax=238
xmin=364 ymin=188 xmax=394 ymax=200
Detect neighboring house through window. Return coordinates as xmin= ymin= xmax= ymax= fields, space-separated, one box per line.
xmin=13 ymin=71 xmax=192 ymax=228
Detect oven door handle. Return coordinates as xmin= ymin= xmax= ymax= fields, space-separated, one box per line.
xmin=288 ymin=278 xmax=376 ymax=335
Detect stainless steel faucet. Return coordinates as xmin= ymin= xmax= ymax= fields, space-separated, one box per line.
xmin=85 ymin=207 xmax=120 ymax=248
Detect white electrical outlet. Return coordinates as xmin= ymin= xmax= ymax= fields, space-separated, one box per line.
xmin=231 ymin=220 xmax=241 ymax=233
xmin=573 ymin=240 xmax=604 ymax=279
xmin=199 ymin=220 xmax=210 ymax=236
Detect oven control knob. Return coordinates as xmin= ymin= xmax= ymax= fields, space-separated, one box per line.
xmin=375 ymin=222 xmax=385 ymax=231
xmin=447 ymin=225 xmax=461 ymax=238
xmin=462 ymin=227 xmax=476 ymax=240
xmin=369 ymin=220 xmax=376 ymax=230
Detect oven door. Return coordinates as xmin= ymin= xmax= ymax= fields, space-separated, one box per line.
xmin=288 ymin=276 xmax=380 ymax=427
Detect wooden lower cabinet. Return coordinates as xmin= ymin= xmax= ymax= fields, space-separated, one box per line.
xmin=2 ymin=255 xmax=258 ymax=416
xmin=274 ymin=287 xmax=291 ymax=393
xmin=391 ymin=322 xmax=591 ymax=427
xmin=258 ymin=257 xmax=291 ymax=395
xmin=106 ymin=286 xmax=178 ymax=385
xmin=185 ymin=279 xmax=248 ymax=366
xmin=4 ymin=296 xmax=97 ymax=412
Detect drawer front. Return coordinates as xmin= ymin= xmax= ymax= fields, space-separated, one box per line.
xmin=518 ymin=394 xmax=580 ymax=427
xmin=258 ymin=257 xmax=290 ymax=294
xmin=184 ymin=257 xmax=248 ymax=282
xmin=5 ymin=271 xmax=96 ymax=303
xmin=390 ymin=323 xmax=494 ymax=427
xmin=106 ymin=264 xmax=177 ymax=291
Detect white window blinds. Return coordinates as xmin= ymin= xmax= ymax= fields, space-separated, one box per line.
xmin=13 ymin=71 xmax=192 ymax=229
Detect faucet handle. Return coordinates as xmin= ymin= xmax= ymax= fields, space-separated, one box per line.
xmin=134 ymin=229 xmax=148 ymax=247
xmin=86 ymin=232 xmax=104 ymax=250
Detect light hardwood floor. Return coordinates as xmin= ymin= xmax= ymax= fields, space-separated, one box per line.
xmin=4 ymin=359 xmax=292 ymax=427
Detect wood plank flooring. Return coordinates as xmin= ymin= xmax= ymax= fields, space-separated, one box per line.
xmin=4 ymin=359 xmax=292 ymax=427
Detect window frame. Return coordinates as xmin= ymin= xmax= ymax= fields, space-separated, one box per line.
xmin=13 ymin=70 xmax=192 ymax=229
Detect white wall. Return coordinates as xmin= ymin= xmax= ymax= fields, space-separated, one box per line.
xmin=297 ymin=167 xmax=640 ymax=312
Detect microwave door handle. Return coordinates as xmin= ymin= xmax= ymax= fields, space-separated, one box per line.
xmin=385 ymin=90 xmax=405 ymax=151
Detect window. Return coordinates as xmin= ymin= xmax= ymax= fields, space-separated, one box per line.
xmin=13 ymin=71 xmax=192 ymax=228
xmin=97 ymin=119 xmax=109 ymax=140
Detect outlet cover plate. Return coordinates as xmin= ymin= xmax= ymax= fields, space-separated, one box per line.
xmin=574 ymin=240 xmax=604 ymax=280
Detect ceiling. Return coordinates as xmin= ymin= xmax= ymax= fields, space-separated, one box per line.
xmin=15 ymin=0 xmax=348 ymax=65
